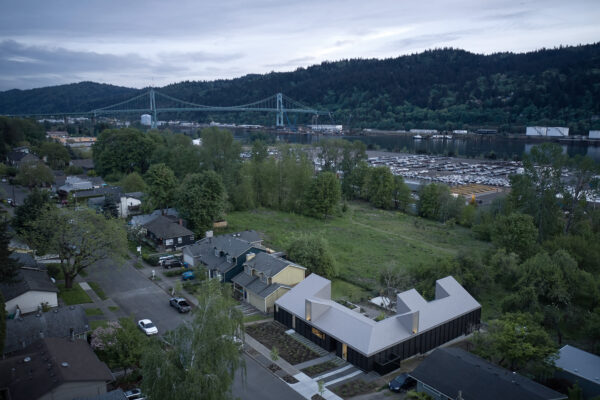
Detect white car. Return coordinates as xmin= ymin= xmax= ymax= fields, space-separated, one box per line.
xmin=138 ymin=319 xmax=158 ymax=336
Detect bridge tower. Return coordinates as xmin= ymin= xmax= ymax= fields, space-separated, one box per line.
xmin=150 ymin=89 xmax=158 ymax=129
xmin=276 ymin=93 xmax=284 ymax=127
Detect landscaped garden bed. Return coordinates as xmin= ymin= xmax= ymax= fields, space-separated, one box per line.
xmin=330 ymin=379 xmax=377 ymax=398
xmin=246 ymin=321 xmax=320 ymax=364
xmin=301 ymin=361 xmax=339 ymax=377
xmin=282 ymin=375 xmax=299 ymax=384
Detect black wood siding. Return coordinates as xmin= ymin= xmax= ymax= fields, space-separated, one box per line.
xmin=274 ymin=306 xmax=481 ymax=372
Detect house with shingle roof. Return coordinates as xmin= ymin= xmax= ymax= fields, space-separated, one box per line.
xmin=4 ymin=305 xmax=89 ymax=355
xmin=142 ymin=215 xmax=194 ymax=250
xmin=0 ymin=254 xmax=58 ymax=316
xmin=232 ymin=252 xmax=306 ymax=313
xmin=182 ymin=231 xmax=266 ymax=283
xmin=409 ymin=347 xmax=567 ymax=400
xmin=0 ymin=338 xmax=113 ymax=400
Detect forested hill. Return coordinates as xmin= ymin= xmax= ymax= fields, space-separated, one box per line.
xmin=1 ymin=43 xmax=599 ymax=133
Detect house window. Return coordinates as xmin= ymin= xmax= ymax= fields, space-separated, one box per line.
xmin=260 ymin=274 xmax=266 ymax=283
xmin=178 ymin=237 xmax=182 ymax=244
xmin=312 ymin=327 xmax=325 ymax=340
xmin=268 ymin=277 xmax=272 ymax=285
xmin=165 ymin=239 xmax=174 ymax=246
xmin=214 ymin=248 xmax=219 ymax=256
xmin=226 ymin=255 xmax=232 ymax=263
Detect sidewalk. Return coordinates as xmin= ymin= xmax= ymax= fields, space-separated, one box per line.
xmin=244 ymin=333 xmax=342 ymax=400
xmin=74 ymin=277 xmax=128 ymax=326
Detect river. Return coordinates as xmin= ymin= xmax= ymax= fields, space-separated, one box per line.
xmin=232 ymin=130 xmax=600 ymax=162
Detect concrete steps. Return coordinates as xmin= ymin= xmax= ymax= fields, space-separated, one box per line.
xmin=286 ymin=331 xmax=330 ymax=357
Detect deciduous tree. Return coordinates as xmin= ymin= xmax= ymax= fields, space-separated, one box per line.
xmin=304 ymin=171 xmax=340 ymax=219
xmin=141 ymin=279 xmax=244 ymax=400
xmin=176 ymin=171 xmax=225 ymax=233
xmin=145 ymin=163 xmax=177 ymax=214
xmin=16 ymin=161 xmax=54 ymax=188
xmin=286 ymin=235 xmax=338 ymax=279
xmin=26 ymin=207 xmax=127 ymax=288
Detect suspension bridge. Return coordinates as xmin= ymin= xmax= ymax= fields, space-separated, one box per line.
xmin=4 ymin=89 xmax=332 ymax=129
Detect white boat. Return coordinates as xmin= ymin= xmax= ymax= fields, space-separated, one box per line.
xmin=413 ymin=135 xmax=422 ymax=139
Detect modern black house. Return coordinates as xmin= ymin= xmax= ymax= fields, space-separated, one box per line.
xmin=275 ymin=274 xmax=481 ymax=373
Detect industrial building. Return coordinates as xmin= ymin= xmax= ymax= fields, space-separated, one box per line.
xmin=526 ymin=126 xmax=569 ymax=137
xmin=275 ymin=274 xmax=481 ymax=373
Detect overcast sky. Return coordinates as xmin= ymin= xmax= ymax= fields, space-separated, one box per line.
xmin=1 ymin=0 xmax=599 ymax=91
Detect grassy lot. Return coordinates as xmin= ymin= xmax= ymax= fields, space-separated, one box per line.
xmin=89 ymin=320 xmax=108 ymax=330
xmin=57 ymin=283 xmax=93 ymax=305
xmin=85 ymin=308 xmax=104 ymax=316
xmin=243 ymin=314 xmax=270 ymax=323
xmin=224 ymin=202 xmax=490 ymax=298
xmin=88 ymin=282 xmax=108 ymax=300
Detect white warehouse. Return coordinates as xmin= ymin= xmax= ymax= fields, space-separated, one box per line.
xmin=526 ymin=126 xmax=569 ymax=137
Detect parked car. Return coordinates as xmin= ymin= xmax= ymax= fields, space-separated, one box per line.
xmin=138 ymin=319 xmax=158 ymax=336
xmin=388 ymin=373 xmax=416 ymax=392
xmin=170 ymin=297 xmax=191 ymax=313
xmin=182 ymin=271 xmax=195 ymax=281
xmin=158 ymin=255 xmax=176 ymax=265
xmin=124 ymin=388 xmax=143 ymax=399
xmin=162 ymin=259 xmax=183 ymax=269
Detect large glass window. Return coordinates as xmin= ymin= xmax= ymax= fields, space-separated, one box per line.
xmin=312 ymin=327 xmax=325 ymax=340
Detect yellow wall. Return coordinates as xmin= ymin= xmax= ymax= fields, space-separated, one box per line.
xmin=247 ymin=291 xmax=265 ymax=312
xmin=272 ymin=265 xmax=305 ymax=286
xmin=265 ymin=287 xmax=290 ymax=313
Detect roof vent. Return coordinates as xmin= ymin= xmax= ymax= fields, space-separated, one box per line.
xmin=24 ymin=357 xmax=31 ymax=363
xmin=61 ymin=362 xmax=69 ymax=367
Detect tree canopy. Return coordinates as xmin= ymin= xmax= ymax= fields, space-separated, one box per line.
xmin=93 ymin=128 xmax=157 ymax=177
xmin=176 ymin=171 xmax=226 ymax=233
xmin=26 ymin=207 xmax=127 ymax=288
xmin=141 ymin=280 xmax=244 ymax=400
xmin=286 ymin=235 xmax=338 ymax=279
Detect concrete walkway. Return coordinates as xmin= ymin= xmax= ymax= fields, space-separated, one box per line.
xmin=75 ymin=276 xmax=124 ymax=323
xmin=244 ymin=332 xmax=343 ymax=400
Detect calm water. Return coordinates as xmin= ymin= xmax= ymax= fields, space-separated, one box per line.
xmin=233 ymin=130 xmax=600 ymax=162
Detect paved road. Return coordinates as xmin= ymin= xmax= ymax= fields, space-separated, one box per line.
xmin=0 ymin=182 xmax=29 ymax=205
xmin=86 ymin=258 xmax=305 ymax=399
xmin=84 ymin=258 xmax=193 ymax=333
xmin=233 ymin=354 xmax=304 ymax=400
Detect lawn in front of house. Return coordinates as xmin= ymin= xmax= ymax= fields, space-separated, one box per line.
xmin=88 ymin=281 xmax=108 ymax=300
xmin=58 ymin=283 xmax=93 ymax=305
xmin=246 ymin=321 xmax=320 ymax=365
xmin=301 ymin=361 xmax=339 ymax=377
xmin=224 ymin=202 xmax=490 ymax=294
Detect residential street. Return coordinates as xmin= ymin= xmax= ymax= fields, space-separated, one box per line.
xmin=84 ymin=257 xmax=306 ymax=399
xmin=84 ymin=257 xmax=193 ymax=332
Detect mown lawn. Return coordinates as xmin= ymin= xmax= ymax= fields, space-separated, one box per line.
xmin=223 ymin=202 xmax=490 ymax=298
xmin=57 ymin=283 xmax=93 ymax=305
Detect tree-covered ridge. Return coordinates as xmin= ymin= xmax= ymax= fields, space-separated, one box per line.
xmin=1 ymin=44 xmax=599 ymax=132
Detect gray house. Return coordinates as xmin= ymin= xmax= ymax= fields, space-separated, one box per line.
xmin=142 ymin=215 xmax=195 ymax=250
xmin=409 ymin=347 xmax=567 ymax=400
xmin=182 ymin=231 xmax=265 ymax=282
xmin=0 ymin=338 xmax=113 ymax=400
xmin=4 ymin=305 xmax=89 ymax=355
xmin=275 ymin=274 xmax=481 ymax=373
xmin=555 ymin=345 xmax=600 ymax=399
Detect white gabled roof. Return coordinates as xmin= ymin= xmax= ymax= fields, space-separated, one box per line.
xmin=275 ymin=274 xmax=481 ymax=357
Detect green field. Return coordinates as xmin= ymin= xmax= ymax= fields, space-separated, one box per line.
xmin=223 ymin=202 xmax=490 ymax=300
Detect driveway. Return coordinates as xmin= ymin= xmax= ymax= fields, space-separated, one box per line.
xmin=84 ymin=257 xmax=193 ymax=332
xmin=233 ymin=354 xmax=304 ymax=400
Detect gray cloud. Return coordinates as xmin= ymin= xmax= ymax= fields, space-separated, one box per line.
xmin=1 ymin=0 xmax=599 ymax=90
